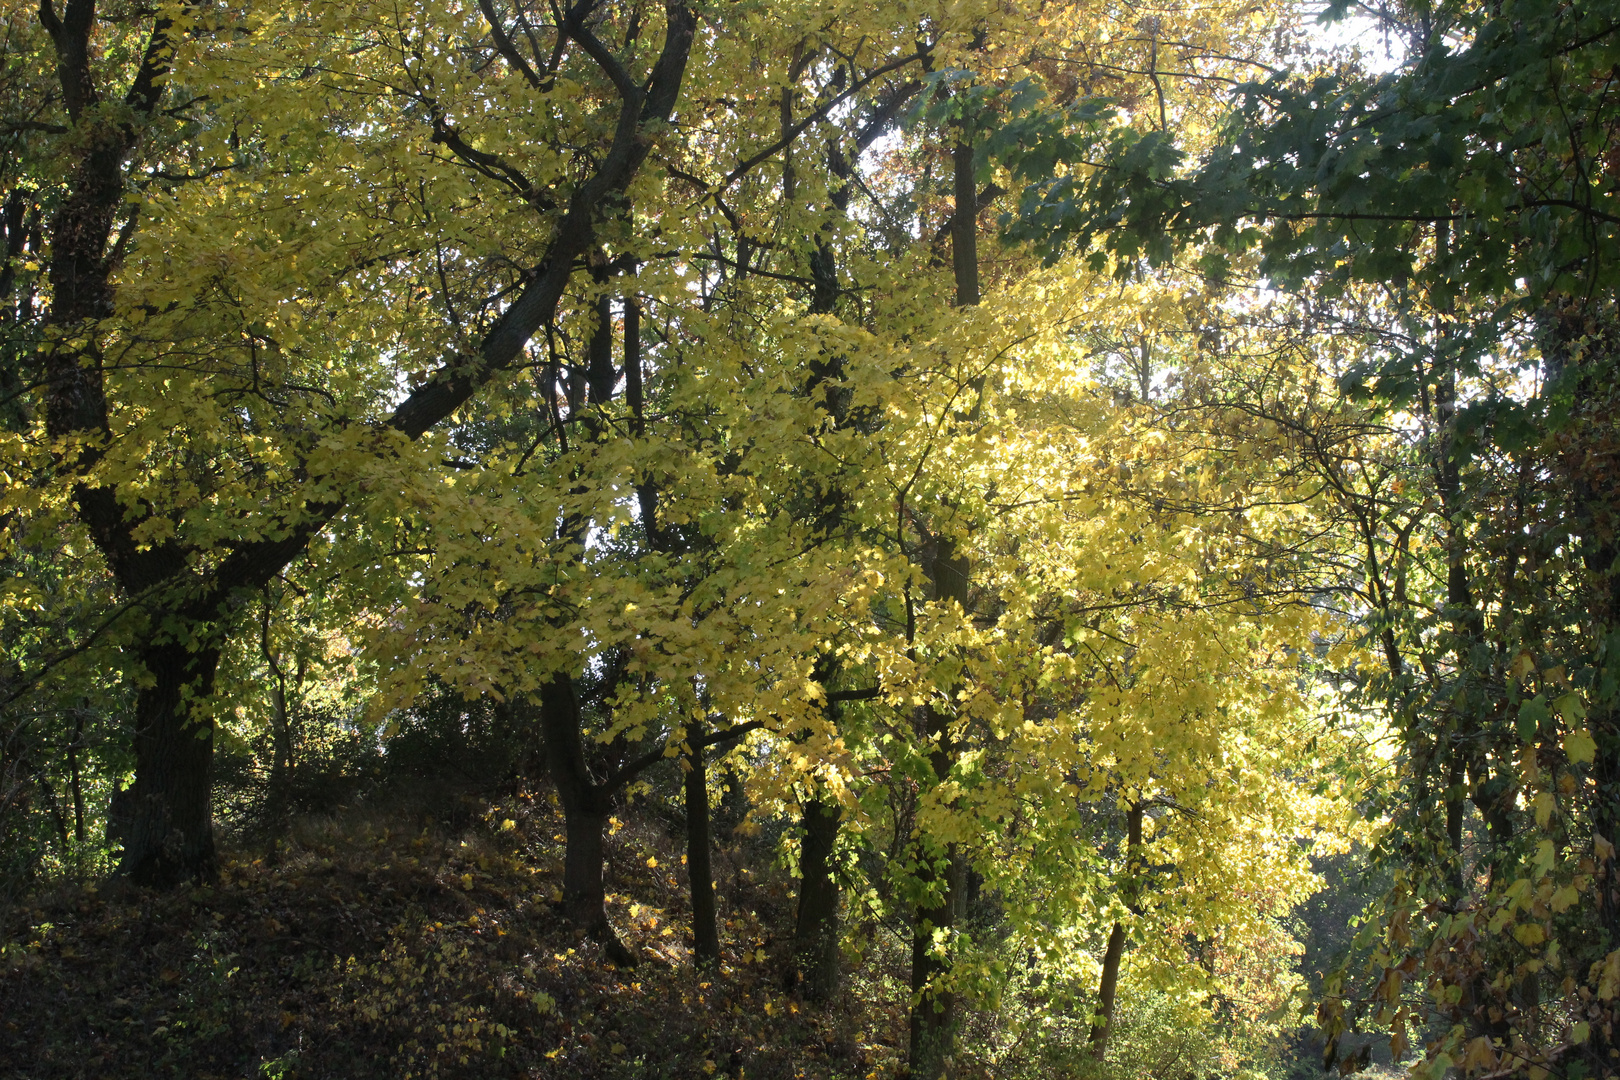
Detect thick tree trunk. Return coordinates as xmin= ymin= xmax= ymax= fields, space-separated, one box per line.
xmin=794 ymin=794 xmax=842 ymax=1001
xmin=117 ymin=640 xmax=222 ymax=886
xmin=538 ymin=674 xmax=635 ymax=966
xmin=562 ymin=805 xmax=611 ymax=929
xmin=684 ymin=722 xmax=720 ymax=967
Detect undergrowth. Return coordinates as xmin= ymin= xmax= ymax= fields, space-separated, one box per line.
xmin=0 ymin=789 xmax=903 ymax=1080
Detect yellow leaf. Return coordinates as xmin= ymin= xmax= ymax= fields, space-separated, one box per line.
xmin=1598 ymin=950 xmax=1620 ymax=1000
xmin=1565 ymin=729 xmax=1597 ymax=764
xmin=1513 ymin=922 xmax=1545 ymax=947
xmin=1533 ymin=791 xmax=1555 ymax=828
xmin=1460 ymin=1035 xmax=1497 ymax=1072
xmin=1533 ymin=839 xmax=1556 ymax=875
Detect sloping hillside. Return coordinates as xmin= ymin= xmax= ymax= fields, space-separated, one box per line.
xmin=1 ymin=790 xmax=903 ymax=1080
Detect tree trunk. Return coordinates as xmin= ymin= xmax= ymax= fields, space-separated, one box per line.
xmin=68 ymin=713 xmax=86 ymax=849
xmin=1091 ymin=923 xmax=1127 ymax=1052
xmin=36 ymin=764 xmax=70 ymax=854
xmin=563 ymin=804 xmax=610 ymax=927
xmin=907 ymin=124 xmax=983 ymax=1080
xmin=908 ymin=814 xmax=959 ymax=1080
xmin=1546 ymin=305 xmax=1620 ymax=952
xmin=909 ymin=692 xmax=967 ymax=1078
xmin=117 ymin=640 xmax=222 ymax=886
xmin=1089 ymin=803 xmax=1143 ymax=1058
xmin=794 ymin=794 xmax=842 ymax=1001
xmin=685 ymin=721 xmax=720 ymax=967
xmin=537 ymin=674 xmax=637 ymax=965
xmin=949 ymin=140 xmax=980 ymax=309
xmin=263 ymin=601 xmax=293 ymax=794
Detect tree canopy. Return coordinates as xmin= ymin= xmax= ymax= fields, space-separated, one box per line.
xmin=4 ymin=0 xmax=1616 ymax=1077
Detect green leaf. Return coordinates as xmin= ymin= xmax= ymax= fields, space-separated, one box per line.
xmin=1517 ymin=696 xmax=1549 ymax=743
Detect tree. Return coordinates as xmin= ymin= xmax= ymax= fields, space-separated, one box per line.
xmin=3 ymin=6 xmax=1361 ymax=1076
xmin=995 ymin=0 xmax=1620 ymax=1071
xmin=4 ymin=0 xmax=697 ymax=885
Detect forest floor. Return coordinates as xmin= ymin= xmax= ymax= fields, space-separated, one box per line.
xmin=0 ymin=789 xmax=911 ymax=1080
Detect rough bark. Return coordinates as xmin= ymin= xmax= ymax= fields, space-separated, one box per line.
xmin=685 ymin=721 xmax=720 ymax=967
xmin=537 ymin=673 xmax=636 ymax=966
xmin=793 ymin=794 xmax=842 ymax=1001
xmin=119 ymin=640 xmax=223 ymax=885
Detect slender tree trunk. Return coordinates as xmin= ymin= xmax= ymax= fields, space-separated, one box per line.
xmin=1545 ymin=305 xmax=1620 ymax=952
xmin=949 ymin=140 xmax=980 ymax=309
xmin=68 ymin=713 xmax=86 ymax=849
xmin=1089 ymin=803 xmax=1143 ymax=1058
xmin=909 ymin=643 xmax=967 ymax=1077
xmin=263 ymin=602 xmax=293 ymax=794
xmin=269 ymin=680 xmax=292 ymax=787
xmin=36 ymin=764 xmax=70 ymax=854
xmin=907 ymin=126 xmax=983 ymax=1080
xmin=908 ymin=772 xmax=960 ymax=1080
xmin=794 ymin=794 xmax=842 ymax=1000
xmin=684 ymin=721 xmax=720 ymax=967
xmin=1091 ymin=924 xmax=1127 ymax=1049
xmin=908 ymin=536 xmax=970 ymax=1079
xmin=789 ymin=121 xmax=853 ymax=999
xmin=1429 ymin=224 xmax=1483 ymax=906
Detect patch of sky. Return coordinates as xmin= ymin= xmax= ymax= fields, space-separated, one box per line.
xmin=1304 ymin=2 xmax=1406 ymax=74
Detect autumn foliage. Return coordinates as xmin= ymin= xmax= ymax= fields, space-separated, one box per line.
xmin=3 ymin=0 xmax=1617 ymax=1077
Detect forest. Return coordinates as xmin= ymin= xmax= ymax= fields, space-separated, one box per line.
xmin=0 ymin=0 xmax=1616 ymax=1077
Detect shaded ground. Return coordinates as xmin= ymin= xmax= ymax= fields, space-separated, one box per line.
xmin=0 ymin=791 xmax=909 ymax=1079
